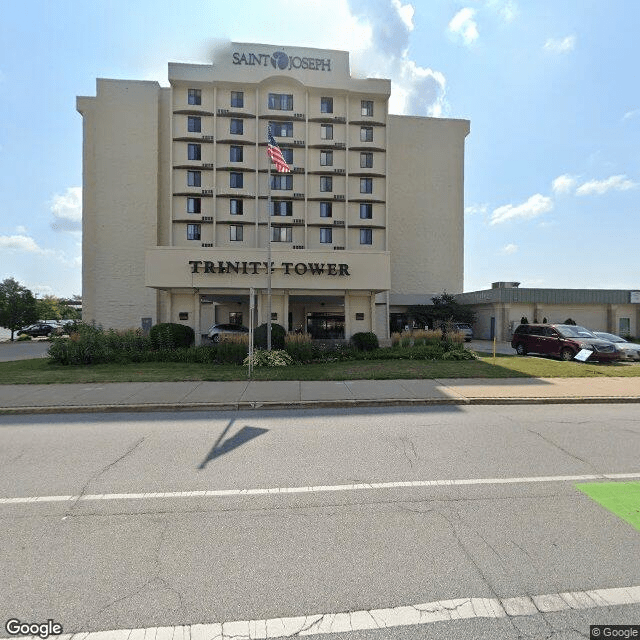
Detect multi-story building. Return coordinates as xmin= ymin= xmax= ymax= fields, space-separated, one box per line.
xmin=77 ymin=43 xmax=469 ymax=341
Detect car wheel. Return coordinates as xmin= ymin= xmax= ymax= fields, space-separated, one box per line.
xmin=212 ymin=334 xmax=220 ymax=344
xmin=515 ymin=343 xmax=527 ymax=356
xmin=560 ymin=348 xmax=574 ymax=361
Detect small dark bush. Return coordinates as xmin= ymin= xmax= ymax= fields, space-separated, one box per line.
xmin=351 ymin=332 xmax=379 ymax=351
xmin=149 ymin=323 xmax=195 ymax=349
xmin=253 ymin=323 xmax=286 ymax=350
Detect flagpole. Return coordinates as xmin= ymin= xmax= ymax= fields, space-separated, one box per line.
xmin=267 ymin=127 xmax=272 ymax=352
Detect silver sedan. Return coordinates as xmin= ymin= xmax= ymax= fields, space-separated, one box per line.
xmin=594 ymin=331 xmax=640 ymax=361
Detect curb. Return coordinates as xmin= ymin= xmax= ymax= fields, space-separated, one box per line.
xmin=2 ymin=396 xmax=640 ymax=415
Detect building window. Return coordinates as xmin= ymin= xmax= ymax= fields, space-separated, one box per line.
xmin=188 ymin=143 xmax=201 ymax=161
xmin=188 ymin=89 xmax=201 ymax=105
xmin=320 ymin=227 xmax=332 ymax=244
xmin=320 ymin=97 xmax=333 ymax=113
xmin=187 ymin=197 xmax=201 ymax=214
xmin=360 ymin=228 xmax=372 ymax=245
xmin=360 ymin=152 xmax=373 ymax=168
xmin=619 ymin=317 xmax=631 ymax=335
xmin=281 ymin=148 xmax=293 ymax=164
xmin=271 ymin=175 xmax=293 ymax=190
xmin=229 ymin=311 xmax=243 ymax=325
xmin=268 ymin=93 xmax=293 ymax=110
xmin=360 ymin=203 xmax=372 ymax=219
xmin=320 ymin=176 xmax=333 ymax=192
xmin=360 ymin=178 xmax=373 ymax=194
xmin=320 ymin=150 xmax=333 ymax=166
xmin=230 ymin=199 xmax=243 ymax=215
xmin=360 ymin=126 xmax=373 ymax=142
xmin=271 ymin=200 xmax=292 ymax=216
xmin=230 ymin=119 xmax=243 ymax=135
xmin=187 ymin=224 xmax=201 ymax=240
xmin=320 ymin=124 xmax=333 ymax=140
xmin=188 ymin=116 xmax=201 ymax=132
xmin=320 ymin=202 xmax=332 ymax=218
xmin=230 ymin=172 xmax=243 ymax=188
xmin=270 ymin=121 xmax=293 ymax=137
xmin=230 ymin=91 xmax=244 ymax=108
xmin=187 ymin=170 xmax=201 ymax=187
xmin=230 ymin=225 xmax=243 ymax=241
xmin=271 ymin=226 xmax=292 ymax=242
xmin=230 ymin=145 xmax=243 ymax=162
xmin=361 ymin=100 xmax=374 ymax=116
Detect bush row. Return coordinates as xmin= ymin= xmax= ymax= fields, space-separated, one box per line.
xmin=47 ymin=323 xmax=474 ymax=366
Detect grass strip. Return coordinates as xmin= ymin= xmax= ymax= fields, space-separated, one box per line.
xmin=0 ymin=352 xmax=637 ymax=385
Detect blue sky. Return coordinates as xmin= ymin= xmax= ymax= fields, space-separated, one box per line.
xmin=0 ymin=0 xmax=638 ymax=298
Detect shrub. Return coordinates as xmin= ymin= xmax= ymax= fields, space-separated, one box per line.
xmin=244 ymin=349 xmax=293 ymax=367
xmin=351 ymin=332 xmax=379 ymax=351
xmin=149 ymin=323 xmax=194 ymax=349
xmin=253 ymin=323 xmax=286 ymax=350
xmin=213 ymin=342 xmax=248 ymax=364
xmin=16 ymin=334 xmax=32 ymax=341
xmin=284 ymin=333 xmax=315 ymax=363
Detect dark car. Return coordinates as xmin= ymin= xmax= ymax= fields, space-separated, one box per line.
xmin=511 ymin=324 xmax=619 ymax=362
xmin=17 ymin=323 xmax=56 ymax=338
xmin=207 ymin=323 xmax=250 ymax=343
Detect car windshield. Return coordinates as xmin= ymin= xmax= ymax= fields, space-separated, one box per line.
xmin=596 ymin=333 xmax=625 ymax=343
xmin=557 ymin=325 xmax=597 ymax=338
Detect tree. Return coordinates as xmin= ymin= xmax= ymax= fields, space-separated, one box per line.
xmin=35 ymin=295 xmax=81 ymax=320
xmin=408 ymin=292 xmax=477 ymax=329
xmin=0 ymin=278 xmax=38 ymax=341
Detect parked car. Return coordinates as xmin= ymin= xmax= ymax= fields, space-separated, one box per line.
xmin=593 ymin=332 xmax=640 ymax=361
xmin=207 ymin=323 xmax=249 ymax=343
xmin=454 ymin=323 xmax=473 ymax=341
xmin=511 ymin=324 xmax=619 ymax=362
xmin=17 ymin=323 xmax=57 ymax=338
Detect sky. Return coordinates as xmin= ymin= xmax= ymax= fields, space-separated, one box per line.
xmin=0 ymin=0 xmax=639 ymax=299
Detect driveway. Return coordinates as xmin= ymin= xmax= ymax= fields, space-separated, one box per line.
xmin=0 ymin=339 xmax=51 ymax=362
xmin=466 ymin=339 xmax=514 ymax=355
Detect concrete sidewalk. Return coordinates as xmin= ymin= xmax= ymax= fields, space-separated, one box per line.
xmin=1 ymin=376 xmax=640 ymax=414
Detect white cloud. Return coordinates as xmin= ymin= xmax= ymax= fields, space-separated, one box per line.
xmin=543 ymin=35 xmax=576 ymax=53
xmin=15 ymin=225 xmax=27 ymax=234
xmin=0 ymin=234 xmax=48 ymax=254
xmin=347 ymin=0 xmax=447 ymax=117
xmin=623 ymin=109 xmax=639 ymax=121
xmin=392 ymin=0 xmax=414 ymax=31
xmin=465 ymin=203 xmax=489 ymax=216
xmin=490 ymin=194 xmax=553 ymax=225
xmin=575 ymin=174 xmax=638 ymax=196
xmin=502 ymin=243 xmax=518 ymax=254
xmin=448 ymin=8 xmax=479 ymax=46
xmin=50 ymin=186 xmax=82 ymax=233
xmin=552 ymin=174 xmax=578 ymax=194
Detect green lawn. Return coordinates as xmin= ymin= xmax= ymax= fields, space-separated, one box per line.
xmin=0 ymin=352 xmax=638 ymax=384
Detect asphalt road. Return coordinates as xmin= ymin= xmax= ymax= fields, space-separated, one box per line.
xmin=0 ymin=338 xmax=50 ymax=362
xmin=1 ymin=404 xmax=639 ymax=639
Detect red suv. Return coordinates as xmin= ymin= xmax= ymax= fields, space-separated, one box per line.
xmin=511 ymin=324 xmax=619 ymax=362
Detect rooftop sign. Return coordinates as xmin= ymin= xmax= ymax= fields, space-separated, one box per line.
xmin=232 ymin=50 xmax=332 ymax=72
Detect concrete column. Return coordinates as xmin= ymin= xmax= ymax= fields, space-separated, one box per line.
xmin=607 ymin=304 xmax=614 ymax=333
xmin=370 ymin=292 xmax=376 ymax=333
xmin=344 ymin=292 xmax=351 ymax=339
xmin=283 ymin=290 xmax=289 ymax=332
xmin=194 ymin=292 xmax=201 ymax=346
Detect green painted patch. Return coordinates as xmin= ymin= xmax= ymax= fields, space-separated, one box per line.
xmin=576 ymin=482 xmax=640 ymax=532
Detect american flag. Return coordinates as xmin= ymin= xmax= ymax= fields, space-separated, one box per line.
xmin=267 ymin=125 xmax=291 ymax=173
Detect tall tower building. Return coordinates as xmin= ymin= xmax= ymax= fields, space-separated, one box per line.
xmin=77 ymin=43 xmax=469 ymax=341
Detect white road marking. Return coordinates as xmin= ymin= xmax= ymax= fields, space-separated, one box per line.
xmin=2 ymin=585 xmax=639 ymax=639
xmin=1 ymin=471 xmax=639 ymax=506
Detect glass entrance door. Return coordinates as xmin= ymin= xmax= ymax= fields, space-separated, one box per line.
xmin=307 ymin=313 xmax=345 ymax=339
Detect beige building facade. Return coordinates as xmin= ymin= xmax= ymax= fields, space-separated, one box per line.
xmin=456 ymin=283 xmax=640 ymax=341
xmin=77 ymin=43 xmax=469 ymax=342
